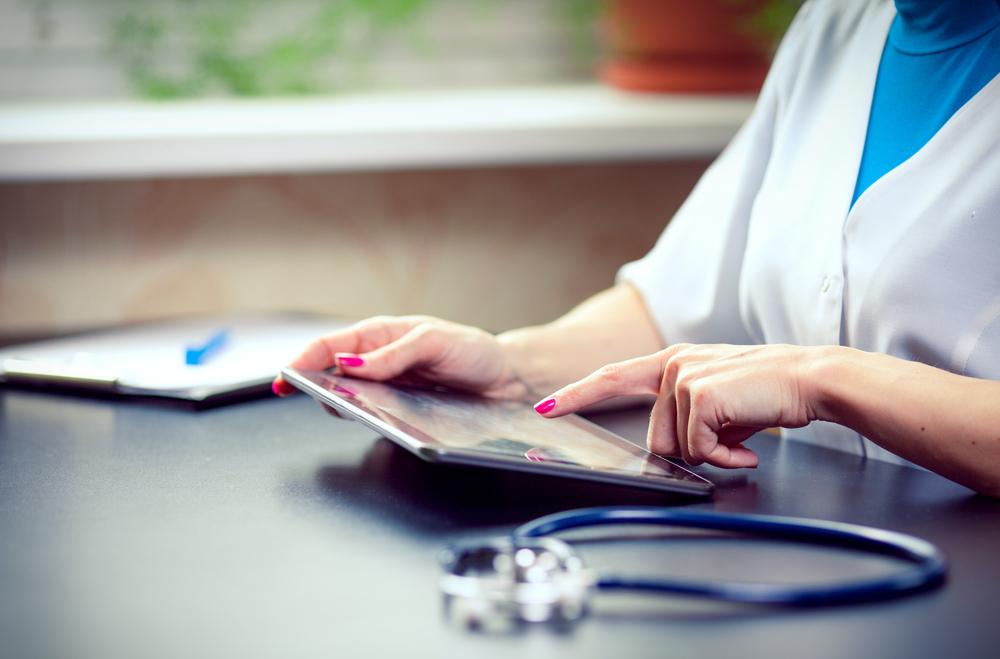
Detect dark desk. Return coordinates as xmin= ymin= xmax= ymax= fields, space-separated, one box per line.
xmin=1 ymin=390 xmax=998 ymax=659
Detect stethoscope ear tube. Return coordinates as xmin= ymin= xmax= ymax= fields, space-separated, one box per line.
xmin=513 ymin=507 xmax=947 ymax=606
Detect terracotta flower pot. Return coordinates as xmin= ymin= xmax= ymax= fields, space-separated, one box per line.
xmin=600 ymin=0 xmax=773 ymax=93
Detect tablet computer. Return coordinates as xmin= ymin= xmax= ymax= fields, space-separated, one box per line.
xmin=282 ymin=368 xmax=713 ymax=497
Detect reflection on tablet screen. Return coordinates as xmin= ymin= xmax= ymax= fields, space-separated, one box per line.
xmin=306 ymin=371 xmax=703 ymax=484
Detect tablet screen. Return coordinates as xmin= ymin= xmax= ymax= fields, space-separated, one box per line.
xmin=284 ymin=368 xmax=712 ymax=493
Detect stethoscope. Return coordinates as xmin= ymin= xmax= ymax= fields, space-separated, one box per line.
xmin=439 ymin=507 xmax=947 ymax=629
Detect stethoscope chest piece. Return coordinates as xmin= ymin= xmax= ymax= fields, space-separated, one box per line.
xmin=439 ymin=536 xmax=596 ymax=631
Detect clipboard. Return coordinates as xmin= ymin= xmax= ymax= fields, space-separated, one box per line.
xmin=0 ymin=312 xmax=347 ymax=405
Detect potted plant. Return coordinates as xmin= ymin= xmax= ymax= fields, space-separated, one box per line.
xmin=599 ymin=0 xmax=800 ymax=93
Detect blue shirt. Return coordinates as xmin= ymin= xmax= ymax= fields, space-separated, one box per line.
xmin=851 ymin=0 xmax=1000 ymax=206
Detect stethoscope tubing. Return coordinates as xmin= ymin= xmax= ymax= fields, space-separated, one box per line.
xmin=513 ymin=507 xmax=947 ymax=606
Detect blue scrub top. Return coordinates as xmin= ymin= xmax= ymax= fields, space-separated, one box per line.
xmin=852 ymin=0 xmax=1000 ymax=206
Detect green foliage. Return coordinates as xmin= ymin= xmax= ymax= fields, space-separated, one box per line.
xmin=109 ymin=0 xmax=442 ymax=99
xmin=553 ymin=0 xmax=603 ymax=60
xmin=735 ymin=0 xmax=803 ymax=46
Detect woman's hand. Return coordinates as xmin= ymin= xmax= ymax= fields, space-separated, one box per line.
xmin=534 ymin=343 xmax=830 ymax=469
xmin=272 ymin=315 xmax=530 ymax=400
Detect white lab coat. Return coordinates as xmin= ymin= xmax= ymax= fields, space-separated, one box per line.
xmin=618 ymin=0 xmax=1000 ymax=466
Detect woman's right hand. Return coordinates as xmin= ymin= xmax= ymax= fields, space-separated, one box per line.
xmin=271 ymin=315 xmax=529 ymax=401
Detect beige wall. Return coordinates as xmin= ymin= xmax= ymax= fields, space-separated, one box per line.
xmin=0 ymin=160 xmax=707 ymax=339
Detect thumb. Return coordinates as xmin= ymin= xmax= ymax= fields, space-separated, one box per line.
xmin=534 ymin=354 xmax=663 ymax=417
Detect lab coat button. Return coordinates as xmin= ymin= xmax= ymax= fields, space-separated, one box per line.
xmin=821 ymin=276 xmax=832 ymax=293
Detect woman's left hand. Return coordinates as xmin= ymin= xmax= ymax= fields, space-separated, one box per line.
xmin=534 ymin=343 xmax=832 ymax=469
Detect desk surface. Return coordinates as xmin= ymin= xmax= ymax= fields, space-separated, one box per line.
xmin=1 ymin=390 xmax=998 ymax=659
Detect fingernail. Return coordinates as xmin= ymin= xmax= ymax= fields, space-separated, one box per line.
xmin=534 ymin=398 xmax=556 ymax=415
xmin=336 ymin=352 xmax=365 ymax=368
xmin=272 ymin=379 xmax=294 ymax=397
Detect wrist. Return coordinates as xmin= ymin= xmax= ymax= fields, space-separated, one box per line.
xmin=494 ymin=328 xmax=544 ymax=401
xmin=803 ymin=345 xmax=865 ymax=425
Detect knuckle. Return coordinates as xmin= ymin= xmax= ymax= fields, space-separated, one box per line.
xmin=412 ymin=322 xmax=439 ymax=342
xmin=660 ymin=344 xmax=689 ymax=369
xmin=596 ymin=363 xmax=624 ymax=383
xmin=359 ymin=315 xmax=397 ymax=342
xmin=363 ymin=315 xmax=395 ymax=328
xmin=410 ymin=323 xmax=445 ymax=354
xmin=675 ymin=363 xmax=711 ymax=398
xmin=663 ymin=354 xmax=682 ymax=383
xmin=670 ymin=343 xmax=694 ymax=357
xmin=688 ymin=381 xmax=711 ymax=407
xmin=675 ymin=371 xmax=694 ymax=396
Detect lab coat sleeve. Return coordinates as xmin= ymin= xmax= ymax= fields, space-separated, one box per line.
xmin=617 ymin=2 xmax=817 ymax=346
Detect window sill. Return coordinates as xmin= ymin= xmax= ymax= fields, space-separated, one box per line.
xmin=0 ymin=84 xmax=754 ymax=181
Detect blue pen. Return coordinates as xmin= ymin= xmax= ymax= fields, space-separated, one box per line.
xmin=185 ymin=329 xmax=229 ymax=366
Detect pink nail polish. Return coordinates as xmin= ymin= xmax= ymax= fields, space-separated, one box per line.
xmin=272 ymin=380 xmax=294 ymax=397
xmin=534 ymin=398 xmax=556 ymax=415
xmin=336 ymin=353 xmax=365 ymax=368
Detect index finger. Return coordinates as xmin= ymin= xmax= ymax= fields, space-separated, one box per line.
xmin=288 ymin=316 xmax=411 ymax=371
xmin=272 ymin=328 xmax=362 ymax=396
xmin=273 ymin=318 xmax=400 ymax=396
xmin=534 ymin=353 xmax=664 ymax=417
xmin=288 ymin=328 xmax=364 ymax=371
